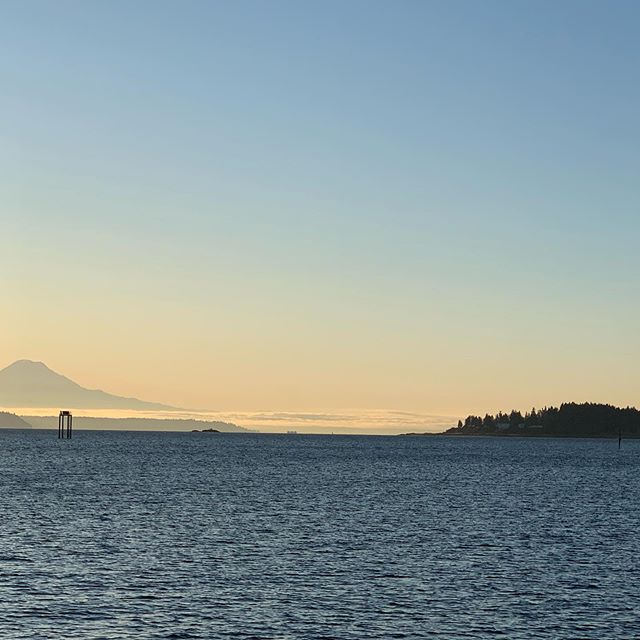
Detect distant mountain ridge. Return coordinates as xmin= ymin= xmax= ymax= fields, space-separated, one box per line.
xmin=0 ymin=360 xmax=179 ymax=411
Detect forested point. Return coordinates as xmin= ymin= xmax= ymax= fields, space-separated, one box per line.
xmin=447 ymin=403 xmax=640 ymax=437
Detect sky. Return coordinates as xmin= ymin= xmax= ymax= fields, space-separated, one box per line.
xmin=2 ymin=1 xmax=640 ymax=431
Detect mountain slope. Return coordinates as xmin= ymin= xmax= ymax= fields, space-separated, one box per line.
xmin=0 ymin=411 xmax=32 ymax=428
xmin=0 ymin=360 xmax=179 ymax=411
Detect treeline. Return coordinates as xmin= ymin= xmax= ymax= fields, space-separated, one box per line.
xmin=447 ymin=403 xmax=640 ymax=437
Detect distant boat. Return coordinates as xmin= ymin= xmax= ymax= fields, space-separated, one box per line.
xmin=286 ymin=430 xmax=298 ymax=435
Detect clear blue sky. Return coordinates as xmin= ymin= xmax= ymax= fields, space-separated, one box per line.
xmin=2 ymin=1 xmax=640 ymax=423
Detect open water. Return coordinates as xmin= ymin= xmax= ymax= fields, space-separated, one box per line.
xmin=0 ymin=430 xmax=638 ymax=639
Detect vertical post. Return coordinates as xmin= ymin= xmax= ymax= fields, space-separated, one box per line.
xmin=58 ymin=412 xmax=62 ymax=439
xmin=618 ymin=425 xmax=622 ymax=450
xmin=68 ymin=414 xmax=72 ymax=439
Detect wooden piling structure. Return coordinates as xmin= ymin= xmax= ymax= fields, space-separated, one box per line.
xmin=58 ymin=410 xmax=72 ymax=439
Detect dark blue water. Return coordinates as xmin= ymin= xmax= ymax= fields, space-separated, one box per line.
xmin=0 ymin=430 xmax=639 ymax=639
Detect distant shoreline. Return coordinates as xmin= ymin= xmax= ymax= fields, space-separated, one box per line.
xmin=19 ymin=414 xmax=250 ymax=433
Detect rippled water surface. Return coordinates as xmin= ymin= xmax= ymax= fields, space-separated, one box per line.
xmin=1 ymin=430 xmax=639 ymax=639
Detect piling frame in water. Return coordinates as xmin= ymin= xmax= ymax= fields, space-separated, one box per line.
xmin=58 ymin=411 xmax=72 ymax=439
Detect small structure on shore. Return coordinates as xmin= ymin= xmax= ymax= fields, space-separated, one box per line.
xmin=58 ymin=410 xmax=73 ymax=439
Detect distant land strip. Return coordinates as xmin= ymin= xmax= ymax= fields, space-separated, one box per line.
xmin=23 ymin=415 xmax=248 ymax=433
